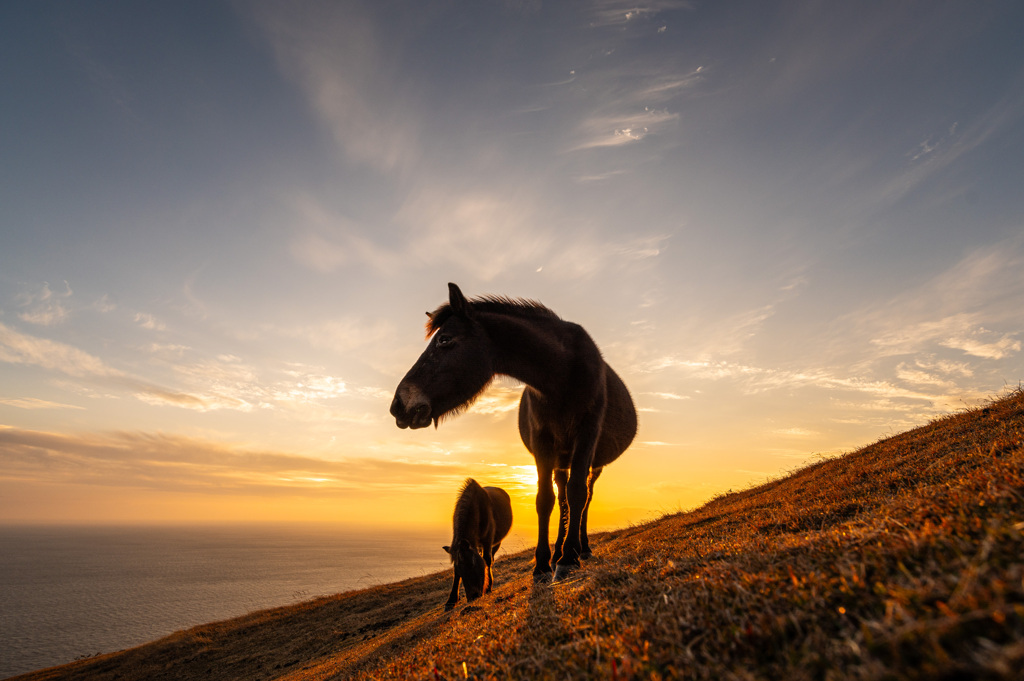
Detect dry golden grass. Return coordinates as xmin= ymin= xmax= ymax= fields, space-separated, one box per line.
xmin=14 ymin=389 xmax=1024 ymax=680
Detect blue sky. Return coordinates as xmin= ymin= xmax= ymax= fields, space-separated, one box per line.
xmin=1 ymin=0 xmax=1022 ymax=530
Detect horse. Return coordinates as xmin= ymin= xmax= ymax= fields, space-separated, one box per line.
xmin=443 ymin=478 xmax=513 ymax=610
xmin=391 ymin=283 xmax=637 ymax=581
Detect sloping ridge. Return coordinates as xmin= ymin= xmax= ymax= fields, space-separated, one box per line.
xmin=14 ymin=390 xmax=1024 ymax=681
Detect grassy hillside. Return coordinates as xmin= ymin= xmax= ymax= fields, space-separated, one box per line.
xmin=14 ymin=389 xmax=1024 ymax=681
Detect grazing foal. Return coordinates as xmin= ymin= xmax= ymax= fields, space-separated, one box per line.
xmin=444 ymin=478 xmax=513 ymax=610
xmin=392 ymin=283 xmax=637 ymax=581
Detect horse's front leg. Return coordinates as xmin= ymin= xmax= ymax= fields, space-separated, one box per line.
xmin=445 ymin=572 xmax=461 ymax=611
xmin=551 ymin=468 xmax=569 ymax=568
xmin=533 ymin=461 xmax=555 ymax=580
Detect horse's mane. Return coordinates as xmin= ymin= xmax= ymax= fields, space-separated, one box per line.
xmin=426 ymin=295 xmax=560 ymax=338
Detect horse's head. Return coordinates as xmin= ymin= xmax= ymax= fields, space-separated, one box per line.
xmin=390 ymin=283 xmax=495 ymax=429
xmin=443 ymin=539 xmax=487 ymax=601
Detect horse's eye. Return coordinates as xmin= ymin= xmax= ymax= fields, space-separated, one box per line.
xmin=437 ymin=334 xmax=454 ymax=347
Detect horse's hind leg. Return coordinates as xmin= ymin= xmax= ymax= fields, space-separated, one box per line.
xmin=551 ymin=468 xmax=569 ymax=568
xmin=554 ymin=421 xmax=602 ymax=581
xmin=580 ymin=467 xmax=602 ymax=560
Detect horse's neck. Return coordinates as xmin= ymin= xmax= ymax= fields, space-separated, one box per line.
xmin=481 ymin=311 xmax=572 ymax=393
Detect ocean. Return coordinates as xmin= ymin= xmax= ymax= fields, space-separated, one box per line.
xmin=0 ymin=524 xmax=451 ymax=679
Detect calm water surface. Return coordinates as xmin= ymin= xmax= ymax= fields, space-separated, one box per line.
xmin=0 ymin=524 xmax=450 ymax=678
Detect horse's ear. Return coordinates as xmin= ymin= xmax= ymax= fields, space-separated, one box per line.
xmin=448 ymin=283 xmax=471 ymax=317
xmin=442 ymin=545 xmax=451 ymax=554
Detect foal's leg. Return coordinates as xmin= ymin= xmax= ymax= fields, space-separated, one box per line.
xmin=533 ymin=461 xmax=556 ymax=580
xmin=484 ymin=543 xmax=496 ymax=594
xmin=445 ymin=572 xmax=461 ymax=611
xmin=490 ymin=541 xmax=502 ymax=592
xmin=580 ymin=467 xmax=602 ymax=559
xmin=551 ymin=468 xmax=569 ymax=568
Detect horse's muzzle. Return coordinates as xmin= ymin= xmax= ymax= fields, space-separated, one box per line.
xmin=390 ymin=390 xmax=432 ymax=429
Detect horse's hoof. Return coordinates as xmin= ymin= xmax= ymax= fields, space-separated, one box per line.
xmin=580 ymin=550 xmax=593 ymax=560
xmin=553 ymin=563 xmax=579 ymax=582
xmin=533 ymin=570 xmax=553 ymax=583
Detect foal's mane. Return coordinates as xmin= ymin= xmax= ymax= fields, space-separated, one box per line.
xmin=451 ymin=477 xmax=488 ymax=561
xmin=426 ymin=295 xmax=560 ymax=338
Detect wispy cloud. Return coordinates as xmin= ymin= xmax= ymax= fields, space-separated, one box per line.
xmin=844 ymin=237 xmax=1024 ymax=360
xmin=286 ymin=193 xmax=401 ymax=274
xmin=134 ymin=312 xmax=166 ymax=331
xmin=153 ymin=353 xmax=387 ymax=414
xmin=396 ymin=189 xmax=553 ymax=281
xmin=15 ymin=282 xmax=72 ymax=326
xmin=629 ymin=293 xmax=786 ymax=367
xmin=471 ymin=383 xmax=524 ymax=417
xmin=0 ymin=322 xmax=218 ymax=410
xmin=285 ymin=188 xmax=554 ymax=281
xmin=0 ymin=427 xmax=464 ymax=495
xmin=564 ymin=69 xmax=699 ymax=154
xmin=287 ymin=171 xmax=671 ymax=281
xmin=771 ymin=427 xmax=817 ymax=437
xmin=895 ymin=358 xmax=971 ymax=389
xmin=574 ymin=169 xmax=628 ymax=183
xmin=0 ymin=322 xmax=123 ymax=378
xmin=145 ymin=342 xmax=190 ymax=359
xmin=941 ymin=330 xmax=1020 ymax=360
xmin=588 ymin=0 xmax=693 ymax=28
xmin=249 ymin=1 xmax=422 ymax=175
xmin=871 ymin=314 xmax=1020 ymax=360
xmin=540 ymin=233 xmax=668 ymax=279
xmin=131 ymin=386 xmax=218 ymax=410
xmin=881 ymin=76 xmax=1024 ymax=205
xmin=637 ymin=71 xmax=703 ymax=99
xmin=571 ymin=107 xmax=679 ymax=150
xmin=266 ymin=317 xmax=401 ymax=382
xmin=92 ymin=295 xmax=117 ymax=314
xmin=642 ymin=356 xmax=974 ymax=412
xmin=0 ymin=397 xmax=86 ymax=410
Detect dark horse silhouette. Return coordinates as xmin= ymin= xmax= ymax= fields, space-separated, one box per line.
xmin=391 ymin=283 xmax=637 ymax=581
xmin=443 ymin=478 xmax=513 ymax=610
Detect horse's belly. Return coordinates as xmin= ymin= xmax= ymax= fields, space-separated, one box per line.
xmin=555 ymin=450 xmax=574 ymax=470
xmin=518 ymin=371 xmax=636 ymax=469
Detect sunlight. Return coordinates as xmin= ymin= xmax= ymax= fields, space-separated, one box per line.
xmin=507 ymin=464 xmax=538 ymax=489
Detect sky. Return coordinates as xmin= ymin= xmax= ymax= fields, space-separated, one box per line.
xmin=2 ymin=1 xmax=1023 ymax=536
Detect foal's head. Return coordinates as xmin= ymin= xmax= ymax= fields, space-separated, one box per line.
xmin=390 ymin=283 xmax=495 ymax=429
xmin=443 ymin=538 xmax=487 ymax=601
